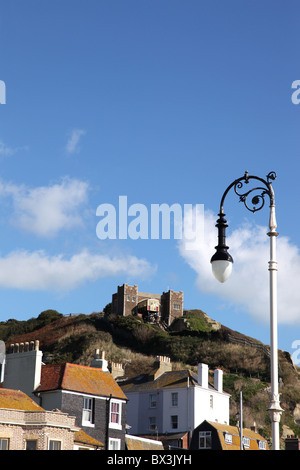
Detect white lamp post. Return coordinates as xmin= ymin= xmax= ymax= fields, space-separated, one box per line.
xmin=210 ymin=171 xmax=283 ymax=450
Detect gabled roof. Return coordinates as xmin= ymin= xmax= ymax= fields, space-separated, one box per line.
xmin=120 ymin=369 xmax=212 ymax=393
xmin=36 ymin=363 xmax=127 ymax=400
xmin=202 ymin=421 xmax=269 ymax=450
xmin=0 ymin=388 xmax=44 ymax=411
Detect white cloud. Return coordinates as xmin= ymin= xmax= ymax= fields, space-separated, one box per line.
xmin=0 ymin=177 xmax=89 ymax=237
xmin=0 ymin=249 xmax=154 ymax=292
xmin=178 ymin=207 xmax=300 ymax=326
xmin=65 ymin=129 xmax=86 ymax=154
xmin=0 ymin=141 xmax=28 ymax=157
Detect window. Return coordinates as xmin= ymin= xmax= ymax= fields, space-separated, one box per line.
xmin=132 ymin=296 xmax=136 ymax=302
xmin=82 ymin=397 xmax=94 ymax=426
xmin=173 ymin=303 xmax=181 ymax=310
xmin=110 ymin=400 xmax=122 ymax=429
xmin=0 ymin=438 xmax=9 ymax=450
xmin=109 ymin=438 xmax=121 ymax=450
xmin=171 ymin=415 xmax=178 ymax=429
xmin=26 ymin=440 xmax=37 ymax=450
xmin=242 ymin=436 xmax=250 ymax=448
xmin=149 ymin=416 xmax=156 ymax=431
xmin=224 ymin=432 xmax=232 ymax=444
xmin=259 ymin=440 xmax=266 ymax=450
xmin=150 ymin=393 xmax=157 ymax=408
xmin=127 ymin=295 xmax=130 ymax=301
xmin=49 ymin=440 xmax=61 ymax=450
xmin=199 ymin=431 xmax=212 ymax=449
xmin=171 ymin=392 xmax=178 ymax=407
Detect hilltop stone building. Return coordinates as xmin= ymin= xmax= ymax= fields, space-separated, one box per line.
xmin=111 ymin=283 xmax=183 ymax=326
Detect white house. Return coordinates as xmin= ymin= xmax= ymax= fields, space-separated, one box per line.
xmin=119 ymin=356 xmax=230 ymax=437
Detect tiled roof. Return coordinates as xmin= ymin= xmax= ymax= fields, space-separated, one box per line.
xmin=36 ymin=363 xmax=127 ymax=400
xmin=206 ymin=421 xmax=269 ymax=450
xmin=0 ymin=388 xmax=44 ymax=411
xmin=125 ymin=435 xmax=164 ymax=450
xmin=120 ymin=369 xmax=208 ymax=392
xmin=74 ymin=429 xmax=104 ymax=448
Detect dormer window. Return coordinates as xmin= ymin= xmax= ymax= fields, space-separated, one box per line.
xmin=224 ymin=432 xmax=232 ymax=444
xmin=258 ymin=440 xmax=266 ymax=450
xmin=242 ymin=436 xmax=250 ymax=448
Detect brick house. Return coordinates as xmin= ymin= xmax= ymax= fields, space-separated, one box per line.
xmin=111 ymin=283 xmax=183 ymax=325
xmin=0 ymin=388 xmax=79 ymax=450
xmin=3 ymin=341 xmax=127 ymax=450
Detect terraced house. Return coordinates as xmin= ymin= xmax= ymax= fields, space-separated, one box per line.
xmin=2 ymin=342 xmax=127 ymax=450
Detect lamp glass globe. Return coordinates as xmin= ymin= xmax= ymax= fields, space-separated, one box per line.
xmin=211 ymin=259 xmax=232 ymax=283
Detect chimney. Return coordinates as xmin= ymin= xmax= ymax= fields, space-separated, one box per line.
xmin=3 ymin=340 xmax=42 ymax=398
xmin=197 ymin=363 xmax=208 ymax=388
xmin=285 ymin=435 xmax=300 ymax=451
xmin=90 ymin=350 xmax=108 ymax=372
xmin=214 ymin=368 xmax=223 ymax=393
xmin=110 ymin=362 xmax=125 ymax=379
xmin=154 ymin=356 xmax=172 ymax=379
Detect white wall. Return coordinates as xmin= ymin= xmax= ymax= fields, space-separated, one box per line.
xmin=193 ymin=386 xmax=230 ymax=428
xmin=3 ymin=349 xmax=43 ymax=399
xmin=125 ymin=383 xmax=230 ymax=435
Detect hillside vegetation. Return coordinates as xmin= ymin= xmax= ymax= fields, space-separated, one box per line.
xmin=2 ymin=308 xmax=300 ymax=446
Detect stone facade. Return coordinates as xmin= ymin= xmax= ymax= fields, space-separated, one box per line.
xmin=112 ymin=284 xmax=183 ymax=326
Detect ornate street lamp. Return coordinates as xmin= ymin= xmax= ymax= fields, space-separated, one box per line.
xmin=210 ymin=171 xmax=283 ymax=450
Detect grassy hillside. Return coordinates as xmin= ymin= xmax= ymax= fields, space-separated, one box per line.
xmin=2 ymin=308 xmax=300 ymax=446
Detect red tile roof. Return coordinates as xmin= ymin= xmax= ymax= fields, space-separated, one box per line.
xmin=0 ymin=388 xmax=44 ymax=411
xmin=36 ymin=363 xmax=127 ymax=400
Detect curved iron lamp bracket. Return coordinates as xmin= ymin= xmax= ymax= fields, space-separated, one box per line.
xmin=219 ymin=171 xmax=276 ymax=215
xmin=211 ymin=171 xmax=277 ymax=270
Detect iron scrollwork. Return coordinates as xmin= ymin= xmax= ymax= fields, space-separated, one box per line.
xmin=220 ymin=171 xmax=277 ymax=214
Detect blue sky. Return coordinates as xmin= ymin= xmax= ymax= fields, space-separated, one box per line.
xmin=1 ymin=1 xmax=300 ymax=360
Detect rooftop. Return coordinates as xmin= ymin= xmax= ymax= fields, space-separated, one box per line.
xmin=120 ymin=369 xmax=212 ymax=392
xmin=203 ymin=420 xmax=269 ymax=451
xmin=36 ymin=363 xmax=127 ymax=400
xmin=0 ymin=388 xmax=43 ymax=411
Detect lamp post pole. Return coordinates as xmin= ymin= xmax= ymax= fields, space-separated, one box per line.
xmin=210 ymin=171 xmax=283 ymax=450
